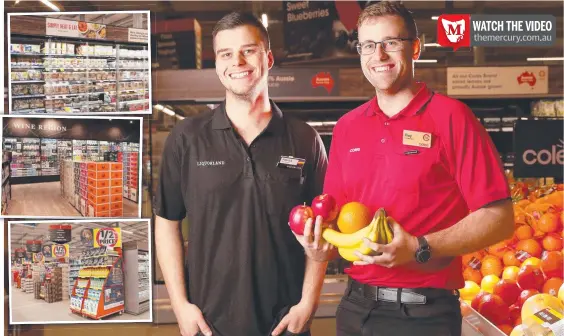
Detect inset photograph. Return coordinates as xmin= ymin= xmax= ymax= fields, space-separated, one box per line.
xmin=1 ymin=116 xmax=142 ymax=218
xmin=8 ymin=11 xmax=151 ymax=115
xmin=8 ymin=219 xmax=152 ymax=324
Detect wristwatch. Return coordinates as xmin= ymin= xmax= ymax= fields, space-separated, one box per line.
xmin=415 ymin=236 xmax=432 ymax=264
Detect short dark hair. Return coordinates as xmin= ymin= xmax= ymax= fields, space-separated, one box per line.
xmin=212 ymin=12 xmax=270 ymax=51
xmin=358 ymin=1 xmax=418 ymax=39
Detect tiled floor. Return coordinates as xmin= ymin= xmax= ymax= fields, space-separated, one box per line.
xmin=10 ymin=286 xmax=150 ymax=324
xmin=7 ymin=182 xmax=138 ymax=217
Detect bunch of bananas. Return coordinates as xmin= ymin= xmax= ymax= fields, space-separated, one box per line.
xmin=322 ymin=208 xmax=393 ymax=261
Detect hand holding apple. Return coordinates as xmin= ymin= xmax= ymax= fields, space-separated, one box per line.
xmin=289 ymin=203 xmax=314 ymax=236
xmin=311 ymin=194 xmax=338 ymax=222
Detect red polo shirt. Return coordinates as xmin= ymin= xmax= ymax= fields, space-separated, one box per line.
xmin=323 ymin=83 xmax=510 ymax=290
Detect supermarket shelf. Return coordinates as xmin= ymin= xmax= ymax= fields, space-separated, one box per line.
xmin=11 ymin=52 xmax=116 ymax=59
xmin=11 ymin=65 xmax=45 ymax=69
xmin=44 ymin=92 xmax=106 ymax=98
xmin=118 ymin=78 xmax=148 ymax=82
xmin=44 ymin=67 xmax=116 ymax=71
xmin=11 ymin=175 xmax=60 ymax=185
xmin=12 ymin=80 xmax=45 ymax=84
xmin=12 ymin=94 xmax=45 ymax=99
xmin=119 ymin=99 xmax=148 ymax=104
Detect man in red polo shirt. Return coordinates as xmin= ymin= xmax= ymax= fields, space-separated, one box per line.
xmin=323 ymin=2 xmax=515 ymax=335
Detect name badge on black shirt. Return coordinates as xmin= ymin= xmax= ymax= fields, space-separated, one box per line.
xmin=277 ymin=156 xmax=305 ymax=170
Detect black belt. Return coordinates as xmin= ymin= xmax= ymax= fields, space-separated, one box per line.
xmin=349 ymin=280 xmax=457 ymax=305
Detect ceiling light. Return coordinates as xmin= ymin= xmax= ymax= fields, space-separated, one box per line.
xmin=526 ymin=57 xmax=564 ymax=62
xmin=162 ymin=107 xmax=176 ymax=116
xmin=40 ymin=0 xmax=60 ymax=11
xmin=424 ymin=43 xmax=441 ymax=47
xmin=415 ymin=59 xmax=438 ymax=63
xmin=261 ymin=14 xmax=268 ymax=28
xmin=176 ymin=115 xmax=185 ymax=120
xmin=432 ymin=16 xmax=439 ymax=20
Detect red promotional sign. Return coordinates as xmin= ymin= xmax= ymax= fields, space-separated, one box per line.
xmin=311 ymin=72 xmax=335 ymax=94
xmin=437 ymin=14 xmax=471 ymax=51
xmin=517 ymin=72 xmax=537 ymax=87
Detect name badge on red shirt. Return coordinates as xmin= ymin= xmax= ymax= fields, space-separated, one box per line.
xmin=403 ymin=130 xmax=432 ymax=148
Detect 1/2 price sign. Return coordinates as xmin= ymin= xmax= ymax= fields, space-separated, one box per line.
xmin=52 ymin=244 xmax=70 ymax=258
xmin=93 ymin=228 xmax=122 ymax=248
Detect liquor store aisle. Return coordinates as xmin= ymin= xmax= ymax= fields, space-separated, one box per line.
xmin=9 ymin=182 xmax=138 ymax=217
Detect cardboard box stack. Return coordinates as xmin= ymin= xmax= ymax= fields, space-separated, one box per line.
xmin=61 ymin=264 xmax=70 ymax=300
xmin=45 ymin=267 xmax=63 ymax=303
xmin=60 ymin=160 xmax=75 ymax=203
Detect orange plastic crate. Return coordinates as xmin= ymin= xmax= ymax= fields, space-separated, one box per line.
xmin=110 ymin=163 xmax=123 ymax=171
xmin=110 ymin=202 xmax=123 ymax=210
xmin=88 ymin=201 xmax=110 ymax=213
xmin=88 ymin=194 xmax=110 ymax=205
xmin=87 ymin=186 xmax=110 ymax=197
xmin=111 ymin=186 xmax=123 ymax=195
xmin=87 ymin=178 xmax=110 ymax=188
xmin=110 ymin=171 xmax=123 ymax=179
xmin=109 ymin=194 xmax=122 ymax=203
xmin=110 ymin=179 xmax=122 ymax=187
xmin=87 ymin=171 xmax=110 ymax=179
xmin=110 ymin=209 xmax=123 ymax=217
xmin=87 ymin=162 xmax=110 ymax=172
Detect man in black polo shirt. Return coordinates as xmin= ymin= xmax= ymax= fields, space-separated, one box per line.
xmin=155 ymin=12 xmax=331 ymax=336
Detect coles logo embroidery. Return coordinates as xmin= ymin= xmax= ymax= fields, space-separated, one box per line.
xmin=197 ymin=160 xmax=225 ymax=167
xmin=349 ymin=148 xmax=360 ymax=153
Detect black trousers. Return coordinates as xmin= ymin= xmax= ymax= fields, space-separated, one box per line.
xmin=336 ymin=282 xmax=462 ymax=336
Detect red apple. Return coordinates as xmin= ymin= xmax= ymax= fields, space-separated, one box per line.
xmin=311 ymin=194 xmax=338 ymax=222
xmin=516 ymin=265 xmax=545 ymax=291
xmin=471 ymin=291 xmax=489 ymax=311
xmin=508 ymin=304 xmax=521 ymax=324
xmin=289 ymin=203 xmax=314 ymax=235
xmin=493 ymin=279 xmax=521 ymax=306
xmin=517 ymin=289 xmax=540 ymax=308
xmin=477 ymin=293 xmax=510 ymax=325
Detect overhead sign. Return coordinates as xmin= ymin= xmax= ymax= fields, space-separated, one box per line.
xmin=283 ymin=1 xmax=364 ymax=62
xmin=42 ymin=244 xmax=53 ymax=258
xmin=33 ymin=252 xmax=44 ymax=263
xmin=49 ymin=224 xmax=72 ymax=244
xmin=93 ymin=228 xmax=122 ymax=248
xmin=128 ymin=28 xmax=148 ymax=43
xmin=513 ymin=119 xmax=563 ymax=178
xmin=26 ymin=240 xmax=42 ymax=253
xmin=268 ymin=69 xmax=340 ymax=97
xmin=52 ymin=244 xmax=70 ymax=258
xmin=81 ymin=228 xmax=94 ymax=247
xmin=447 ymin=66 xmax=549 ymax=96
xmin=46 ymin=18 xmax=107 ymax=40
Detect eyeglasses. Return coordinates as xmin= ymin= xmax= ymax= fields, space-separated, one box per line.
xmin=356 ymin=38 xmax=414 ymax=55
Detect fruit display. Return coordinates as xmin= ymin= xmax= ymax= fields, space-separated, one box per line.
xmin=288 ymin=195 xmax=395 ymax=262
xmin=461 ymin=181 xmax=564 ymax=335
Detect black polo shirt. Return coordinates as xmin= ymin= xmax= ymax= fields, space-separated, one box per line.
xmin=155 ymin=100 xmax=327 ymax=336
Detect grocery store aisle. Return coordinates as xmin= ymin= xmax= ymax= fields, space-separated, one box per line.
xmin=9 ymin=182 xmax=80 ymax=216
xmin=8 ymin=182 xmax=138 ymax=217
xmin=10 ymin=288 xmax=150 ymax=323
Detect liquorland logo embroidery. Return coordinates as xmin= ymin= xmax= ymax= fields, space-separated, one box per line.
xmin=197 ymin=160 xmax=226 ymax=167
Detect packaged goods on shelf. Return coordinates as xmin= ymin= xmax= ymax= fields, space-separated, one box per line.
xmin=532 ymin=99 xmax=564 ymax=118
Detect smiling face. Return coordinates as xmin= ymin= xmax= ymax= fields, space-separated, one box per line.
xmin=358 ymin=15 xmax=420 ymax=94
xmin=214 ymin=25 xmax=274 ymax=100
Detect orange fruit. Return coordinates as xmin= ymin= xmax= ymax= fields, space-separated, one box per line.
xmin=538 ymin=213 xmax=560 ymax=233
xmin=515 ymin=239 xmax=543 ymax=258
xmin=540 ymin=251 xmax=563 ymax=279
xmin=514 ymin=213 xmax=528 ymax=226
xmin=542 ymin=277 xmax=563 ymax=296
xmin=481 ymin=255 xmax=503 ymax=277
xmin=545 ymin=191 xmax=563 ymax=207
xmin=542 ymin=233 xmax=563 ymax=251
xmin=462 ymin=251 xmax=485 ymax=268
xmin=502 ymin=266 xmax=520 ymax=281
xmin=481 ymin=274 xmax=501 ymax=293
xmin=488 ymin=241 xmax=511 ymax=259
xmin=515 ymin=225 xmax=534 ymax=241
xmin=336 ymin=202 xmax=372 ymax=234
xmin=502 ymin=250 xmax=521 ymax=267
xmin=517 ymin=199 xmax=531 ymax=210
xmin=463 ymin=267 xmax=483 ymax=284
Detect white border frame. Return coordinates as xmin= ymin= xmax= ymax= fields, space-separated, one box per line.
xmin=0 ymin=115 xmax=144 ymax=219
xmin=7 ymin=218 xmax=154 ymax=325
xmin=7 ymin=10 xmax=152 ymax=116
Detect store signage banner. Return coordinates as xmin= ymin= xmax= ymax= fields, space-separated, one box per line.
xmin=268 ymin=69 xmax=340 ymax=97
xmin=93 ymin=228 xmax=122 ymax=248
xmin=52 ymin=244 xmax=70 ymax=258
xmin=3 ymin=118 xmax=141 ymax=142
xmin=46 ymin=18 xmax=107 ymax=40
xmin=514 ymin=119 xmax=563 ymax=178
xmin=283 ymin=1 xmax=363 ymax=62
xmin=81 ymin=228 xmax=94 ymax=247
xmin=32 ymin=252 xmax=44 ymax=263
xmin=128 ymin=28 xmax=148 ymax=43
xmin=104 ymin=258 xmax=125 ymax=309
xmin=447 ymin=66 xmax=549 ymax=96
xmin=15 ymin=249 xmax=25 ymax=259
xmin=42 ymin=244 xmax=53 ymax=258
xmin=25 ymin=251 xmax=32 ymax=261
xmin=49 ymin=224 xmax=72 ymax=243
xmin=26 ymin=240 xmax=42 ymax=253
